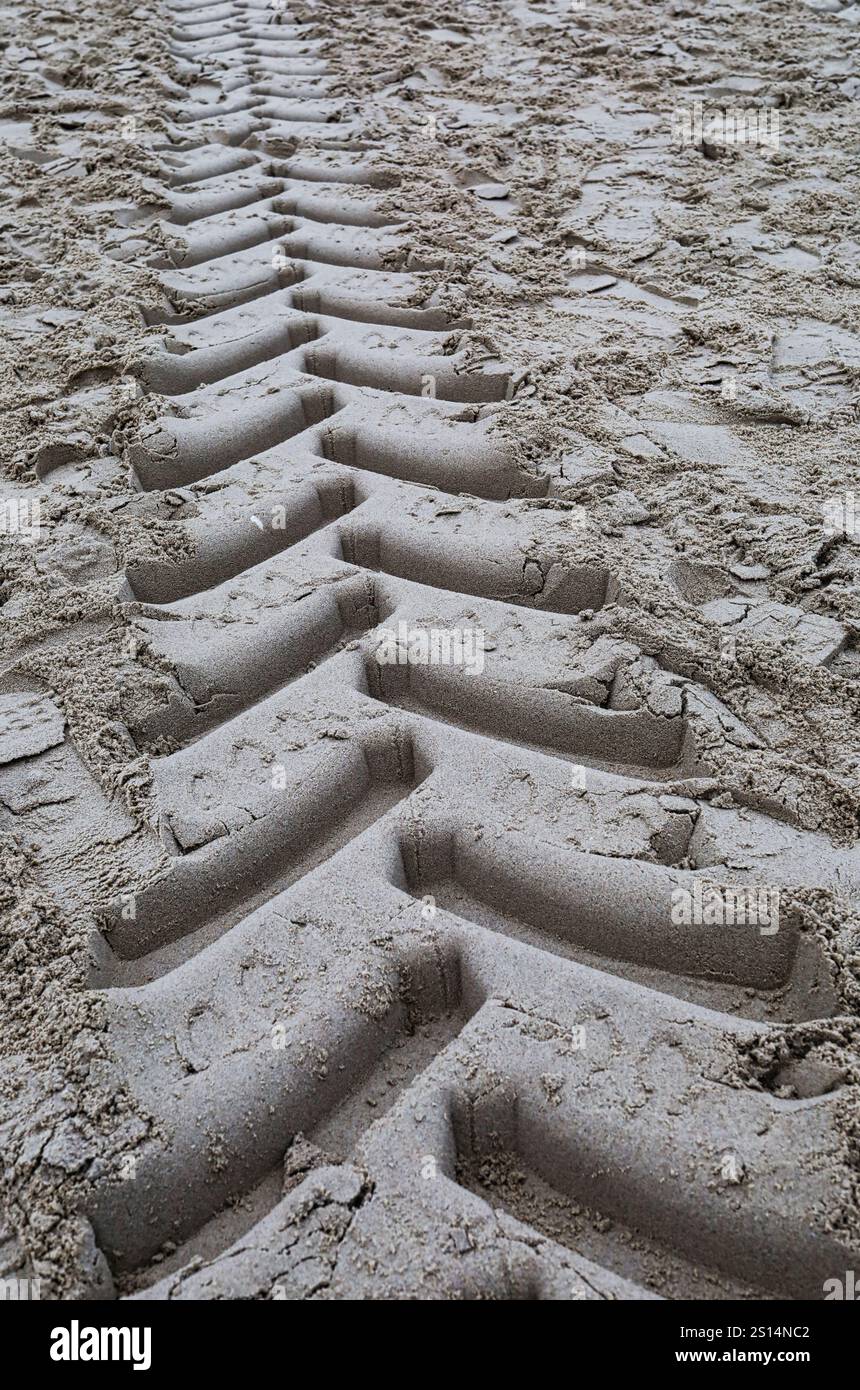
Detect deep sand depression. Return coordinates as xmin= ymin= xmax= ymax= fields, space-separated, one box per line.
xmin=1 ymin=0 xmax=860 ymax=1300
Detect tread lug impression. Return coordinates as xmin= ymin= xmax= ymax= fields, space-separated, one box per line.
xmin=3 ymin=0 xmax=859 ymax=1309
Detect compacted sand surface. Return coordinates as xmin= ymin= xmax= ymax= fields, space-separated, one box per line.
xmin=1 ymin=0 xmax=860 ymax=1300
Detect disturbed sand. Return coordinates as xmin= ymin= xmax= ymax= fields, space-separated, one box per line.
xmin=1 ymin=0 xmax=860 ymax=1299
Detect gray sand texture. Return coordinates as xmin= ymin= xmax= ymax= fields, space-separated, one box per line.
xmin=1 ymin=0 xmax=860 ymax=1300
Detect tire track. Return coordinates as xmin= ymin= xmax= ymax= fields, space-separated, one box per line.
xmin=6 ymin=0 xmax=858 ymax=1300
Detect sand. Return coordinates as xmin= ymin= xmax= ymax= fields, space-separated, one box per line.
xmin=1 ymin=0 xmax=859 ymax=1300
